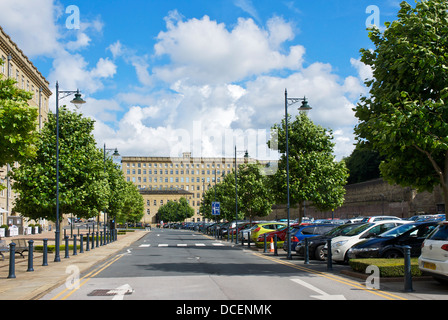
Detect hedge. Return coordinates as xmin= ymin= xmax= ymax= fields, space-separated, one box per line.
xmin=349 ymin=258 xmax=422 ymax=277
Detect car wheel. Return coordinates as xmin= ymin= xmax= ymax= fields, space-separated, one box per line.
xmin=315 ymin=245 xmax=325 ymax=261
xmin=383 ymin=250 xmax=403 ymax=259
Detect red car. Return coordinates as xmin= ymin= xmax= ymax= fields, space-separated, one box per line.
xmin=256 ymin=224 xmax=300 ymax=247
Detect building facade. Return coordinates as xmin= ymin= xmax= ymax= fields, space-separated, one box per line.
xmin=0 ymin=26 xmax=52 ymax=226
xmin=122 ymin=152 xmax=272 ymax=224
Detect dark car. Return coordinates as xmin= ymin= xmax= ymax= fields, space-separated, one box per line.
xmin=347 ymin=221 xmax=438 ymax=259
xmin=283 ymin=224 xmax=337 ymax=252
xmin=295 ymin=223 xmax=364 ymax=260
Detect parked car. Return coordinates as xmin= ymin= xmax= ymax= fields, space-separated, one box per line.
xmin=249 ymin=222 xmax=287 ymax=242
xmin=361 ymin=216 xmax=402 ymax=223
xmin=324 ymin=220 xmax=411 ymax=263
xmin=255 ymin=224 xmax=299 ymax=248
xmin=283 ymin=224 xmax=337 ymax=252
xmin=295 ymin=223 xmax=364 ymax=260
xmin=347 ymin=221 xmax=437 ymax=259
xmin=419 ymin=221 xmax=448 ymax=283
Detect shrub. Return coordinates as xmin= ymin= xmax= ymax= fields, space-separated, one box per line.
xmin=349 ymin=258 xmax=422 ymax=277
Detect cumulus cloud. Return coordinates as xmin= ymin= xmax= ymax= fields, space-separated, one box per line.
xmin=153 ymin=13 xmax=305 ymax=84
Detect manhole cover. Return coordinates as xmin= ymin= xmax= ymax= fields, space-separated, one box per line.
xmin=88 ymin=289 xmax=133 ymax=297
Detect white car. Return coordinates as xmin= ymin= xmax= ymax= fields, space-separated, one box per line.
xmin=361 ymin=216 xmax=402 ymax=223
xmin=419 ymin=221 xmax=448 ymax=283
xmin=325 ymin=220 xmax=411 ymax=263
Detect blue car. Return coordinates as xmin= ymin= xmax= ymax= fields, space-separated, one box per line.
xmin=283 ymin=224 xmax=337 ymax=252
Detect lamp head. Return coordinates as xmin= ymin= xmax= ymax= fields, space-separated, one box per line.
xmin=70 ymin=90 xmax=86 ymax=107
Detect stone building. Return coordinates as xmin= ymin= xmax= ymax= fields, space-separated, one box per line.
xmin=0 ymin=26 xmax=52 ymax=226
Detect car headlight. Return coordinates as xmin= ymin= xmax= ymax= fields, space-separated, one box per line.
xmin=333 ymin=240 xmax=347 ymax=247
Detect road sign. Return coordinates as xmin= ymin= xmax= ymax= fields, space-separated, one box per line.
xmin=212 ymin=202 xmax=220 ymax=216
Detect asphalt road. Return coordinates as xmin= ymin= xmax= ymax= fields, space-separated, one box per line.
xmin=40 ymin=228 xmax=437 ymax=304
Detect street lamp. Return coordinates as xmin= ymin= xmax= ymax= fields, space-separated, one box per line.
xmin=103 ymin=144 xmax=120 ymax=240
xmin=234 ymin=147 xmax=248 ymax=244
xmin=55 ymin=82 xmax=86 ymax=262
xmin=284 ymin=88 xmax=312 ymax=260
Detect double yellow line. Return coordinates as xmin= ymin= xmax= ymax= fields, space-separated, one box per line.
xmin=50 ymin=254 xmax=124 ymax=300
xmin=252 ymin=252 xmax=407 ymax=301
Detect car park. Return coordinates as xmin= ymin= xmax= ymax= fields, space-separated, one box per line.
xmin=347 ymin=221 xmax=437 ymax=259
xmin=325 ymin=220 xmax=410 ymax=263
xmin=284 ymin=224 xmax=337 ymax=252
xmin=295 ymin=223 xmax=364 ymax=260
xmin=419 ymin=221 xmax=448 ymax=283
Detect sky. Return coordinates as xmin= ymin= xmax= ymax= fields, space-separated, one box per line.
xmin=0 ymin=0 xmax=402 ymax=161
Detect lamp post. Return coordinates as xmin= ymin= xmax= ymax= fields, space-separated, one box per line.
xmin=234 ymin=147 xmax=249 ymax=244
xmin=54 ymin=82 xmax=86 ymax=262
xmin=103 ymin=144 xmax=120 ymax=240
xmin=284 ymin=89 xmax=311 ymax=260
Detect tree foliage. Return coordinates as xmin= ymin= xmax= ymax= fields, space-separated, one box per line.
xmin=200 ymin=163 xmax=274 ymax=222
xmin=12 ymin=107 xmax=109 ymax=222
xmin=353 ymin=0 xmax=448 ymax=211
xmin=158 ymin=197 xmax=194 ymax=223
xmin=0 ymin=61 xmax=39 ymax=170
xmin=343 ymin=144 xmax=383 ymax=184
xmin=268 ymin=112 xmax=348 ymax=222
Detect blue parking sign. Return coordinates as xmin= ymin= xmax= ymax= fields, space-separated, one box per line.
xmin=212 ymin=202 xmax=220 ymax=216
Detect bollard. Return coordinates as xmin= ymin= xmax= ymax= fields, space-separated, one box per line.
xmin=8 ymin=242 xmax=16 ymax=279
xmin=96 ymin=231 xmax=99 ymax=248
xmin=86 ymin=233 xmax=90 ymax=251
xmin=27 ymin=240 xmax=34 ymax=272
xmin=326 ymin=239 xmax=333 ymax=271
xmin=100 ymin=231 xmax=103 ymax=246
xmin=42 ymin=239 xmax=48 ymax=266
xmin=263 ymin=234 xmax=267 ymax=253
xmin=64 ymin=236 xmax=69 ymax=258
xmin=274 ymin=235 xmax=278 ymax=256
xmin=304 ymin=238 xmax=310 ymax=265
xmin=403 ymin=246 xmax=414 ymax=292
xmin=80 ymin=234 xmax=84 ymax=253
xmin=248 ymin=232 xmax=251 ymax=248
xmin=91 ymin=233 xmax=95 ymax=250
xmin=241 ymin=234 xmax=245 ymax=246
xmin=73 ymin=235 xmax=77 ymax=256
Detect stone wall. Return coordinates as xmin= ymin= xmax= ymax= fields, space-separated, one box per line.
xmin=261 ymin=178 xmax=445 ymax=221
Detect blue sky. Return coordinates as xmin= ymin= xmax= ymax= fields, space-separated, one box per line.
xmin=0 ymin=0 xmax=402 ymax=160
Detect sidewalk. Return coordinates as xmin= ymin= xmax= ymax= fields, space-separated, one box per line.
xmin=0 ymin=229 xmax=149 ymax=300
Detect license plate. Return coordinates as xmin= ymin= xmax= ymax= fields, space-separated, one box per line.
xmin=423 ymin=262 xmax=436 ymax=270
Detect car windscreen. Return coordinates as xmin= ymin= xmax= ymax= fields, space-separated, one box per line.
xmin=427 ymin=224 xmax=448 ymax=241
xmin=377 ymin=223 xmax=417 ymax=238
xmin=344 ymin=223 xmax=374 ymax=236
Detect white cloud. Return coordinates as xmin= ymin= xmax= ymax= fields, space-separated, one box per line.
xmin=153 ymin=14 xmax=305 ymax=84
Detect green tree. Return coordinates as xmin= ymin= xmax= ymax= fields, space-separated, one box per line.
xmin=0 ymin=60 xmax=39 ymax=172
xmin=104 ymin=156 xmax=127 ymax=225
xmin=118 ymin=181 xmax=144 ymax=224
xmin=11 ymin=107 xmax=109 ymax=222
xmin=343 ymin=144 xmax=383 ymax=184
xmin=354 ymin=0 xmax=448 ymax=214
xmin=268 ymin=112 xmax=348 ymax=222
xmin=158 ymin=197 xmax=194 ymax=223
xmin=200 ymin=163 xmax=274 ymax=222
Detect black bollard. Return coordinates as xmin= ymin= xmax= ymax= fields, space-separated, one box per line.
xmin=80 ymin=234 xmax=84 ymax=253
xmin=304 ymin=237 xmax=310 ymax=265
xmin=326 ymin=239 xmax=333 ymax=271
xmin=248 ymin=232 xmax=251 ymax=248
xmin=73 ymin=235 xmax=77 ymax=256
xmin=96 ymin=231 xmax=99 ymax=248
xmin=86 ymin=233 xmax=90 ymax=251
xmin=27 ymin=240 xmax=34 ymax=272
xmin=8 ymin=242 xmax=16 ymax=279
xmin=403 ymin=246 xmax=414 ymax=292
xmin=100 ymin=231 xmax=103 ymax=246
xmin=64 ymin=236 xmax=69 ymax=258
xmin=263 ymin=234 xmax=267 ymax=253
xmin=42 ymin=239 xmax=48 ymax=266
